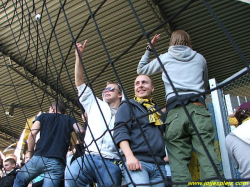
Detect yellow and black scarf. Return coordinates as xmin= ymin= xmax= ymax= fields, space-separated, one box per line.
xmin=134 ymin=95 xmax=163 ymax=125
xmin=242 ymin=116 xmax=250 ymax=123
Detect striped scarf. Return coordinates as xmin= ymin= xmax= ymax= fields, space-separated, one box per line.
xmin=134 ymin=95 xmax=163 ymax=125
xmin=242 ymin=116 xmax=250 ymax=123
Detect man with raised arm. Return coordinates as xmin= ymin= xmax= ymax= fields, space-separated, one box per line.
xmin=14 ymin=100 xmax=84 ymax=187
xmin=137 ymin=30 xmax=223 ymax=186
xmin=114 ymin=74 xmax=166 ymax=187
xmin=65 ymin=40 xmax=122 ymax=186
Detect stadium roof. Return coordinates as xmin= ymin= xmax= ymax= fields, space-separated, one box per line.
xmin=0 ymin=0 xmax=249 ymax=153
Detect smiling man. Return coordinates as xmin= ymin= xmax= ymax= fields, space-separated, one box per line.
xmin=114 ymin=74 xmax=166 ymax=187
xmin=65 ymin=40 xmax=122 ymax=186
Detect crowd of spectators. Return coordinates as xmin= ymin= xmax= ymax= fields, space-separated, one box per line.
xmin=1 ymin=30 xmax=249 ymax=187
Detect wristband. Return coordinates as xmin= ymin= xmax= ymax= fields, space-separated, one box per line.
xmin=146 ymin=45 xmax=152 ymax=52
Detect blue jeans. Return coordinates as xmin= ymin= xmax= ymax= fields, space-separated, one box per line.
xmin=65 ymin=154 xmax=122 ymax=186
xmin=124 ymin=161 xmax=166 ymax=187
xmin=65 ymin=155 xmax=74 ymax=187
xmin=14 ymin=156 xmax=64 ymax=187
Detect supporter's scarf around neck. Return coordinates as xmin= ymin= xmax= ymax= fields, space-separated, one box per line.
xmin=134 ymin=95 xmax=163 ymax=125
xmin=242 ymin=116 xmax=250 ymax=124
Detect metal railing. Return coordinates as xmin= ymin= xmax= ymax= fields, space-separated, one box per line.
xmin=209 ymin=68 xmax=250 ymax=185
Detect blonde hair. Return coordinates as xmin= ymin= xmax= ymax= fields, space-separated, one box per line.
xmin=169 ymin=30 xmax=192 ymax=48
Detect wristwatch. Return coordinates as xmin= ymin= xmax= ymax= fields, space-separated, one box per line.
xmin=146 ymin=45 xmax=152 ymax=52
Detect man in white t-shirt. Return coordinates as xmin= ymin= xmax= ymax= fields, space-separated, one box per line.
xmin=65 ymin=40 xmax=123 ymax=186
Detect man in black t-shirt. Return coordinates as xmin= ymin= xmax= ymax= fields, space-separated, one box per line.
xmin=14 ymin=100 xmax=84 ymax=187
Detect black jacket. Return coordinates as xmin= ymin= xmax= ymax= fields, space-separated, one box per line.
xmin=114 ymin=99 xmax=166 ymax=165
xmin=0 ymin=169 xmax=18 ymax=187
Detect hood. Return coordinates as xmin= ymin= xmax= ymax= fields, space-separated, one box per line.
xmin=168 ymin=45 xmax=197 ymax=61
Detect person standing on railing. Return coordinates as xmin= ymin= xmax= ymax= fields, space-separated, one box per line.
xmin=137 ymin=30 xmax=223 ymax=186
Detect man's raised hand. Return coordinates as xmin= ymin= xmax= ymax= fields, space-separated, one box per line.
xmin=148 ymin=34 xmax=160 ymax=49
xmin=75 ymin=40 xmax=88 ymax=57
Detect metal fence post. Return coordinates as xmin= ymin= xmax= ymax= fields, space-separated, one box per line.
xmin=209 ymin=78 xmax=235 ymax=180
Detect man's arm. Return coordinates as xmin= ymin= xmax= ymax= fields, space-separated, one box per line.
xmin=137 ymin=34 xmax=162 ymax=75
xmin=114 ymin=102 xmax=142 ymax=171
xmin=26 ymin=120 xmax=41 ymax=159
xmin=73 ymin=122 xmax=84 ymax=134
xmin=148 ymin=34 xmax=160 ymax=50
xmin=73 ymin=122 xmax=85 ymax=144
xmin=75 ymin=40 xmax=88 ymax=87
xmin=119 ymin=141 xmax=142 ymax=171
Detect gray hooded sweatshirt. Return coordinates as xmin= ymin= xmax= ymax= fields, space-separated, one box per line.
xmin=137 ymin=45 xmax=208 ymax=101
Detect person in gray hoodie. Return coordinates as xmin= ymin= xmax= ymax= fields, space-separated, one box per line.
xmin=137 ymin=30 xmax=223 ymax=186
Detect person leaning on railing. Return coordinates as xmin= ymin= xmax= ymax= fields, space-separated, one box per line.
xmin=226 ymin=102 xmax=250 ymax=187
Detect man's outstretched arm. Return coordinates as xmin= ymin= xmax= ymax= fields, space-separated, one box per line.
xmin=75 ymin=40 xmax=88 ymax=87
xmin=26 ymin=120 xmax=41 ymax=160
xmin=137 ymin=34 xmax=162 ymax=75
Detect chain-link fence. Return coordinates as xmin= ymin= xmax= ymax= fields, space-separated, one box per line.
xmin=223 ymin=72 xmax=250 ymax=114
xmin=209 ymin=69 xmax=250 ymax=186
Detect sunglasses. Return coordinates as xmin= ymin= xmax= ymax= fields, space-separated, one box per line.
xmin=103 ymin=87 xmax=120 ymax=93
